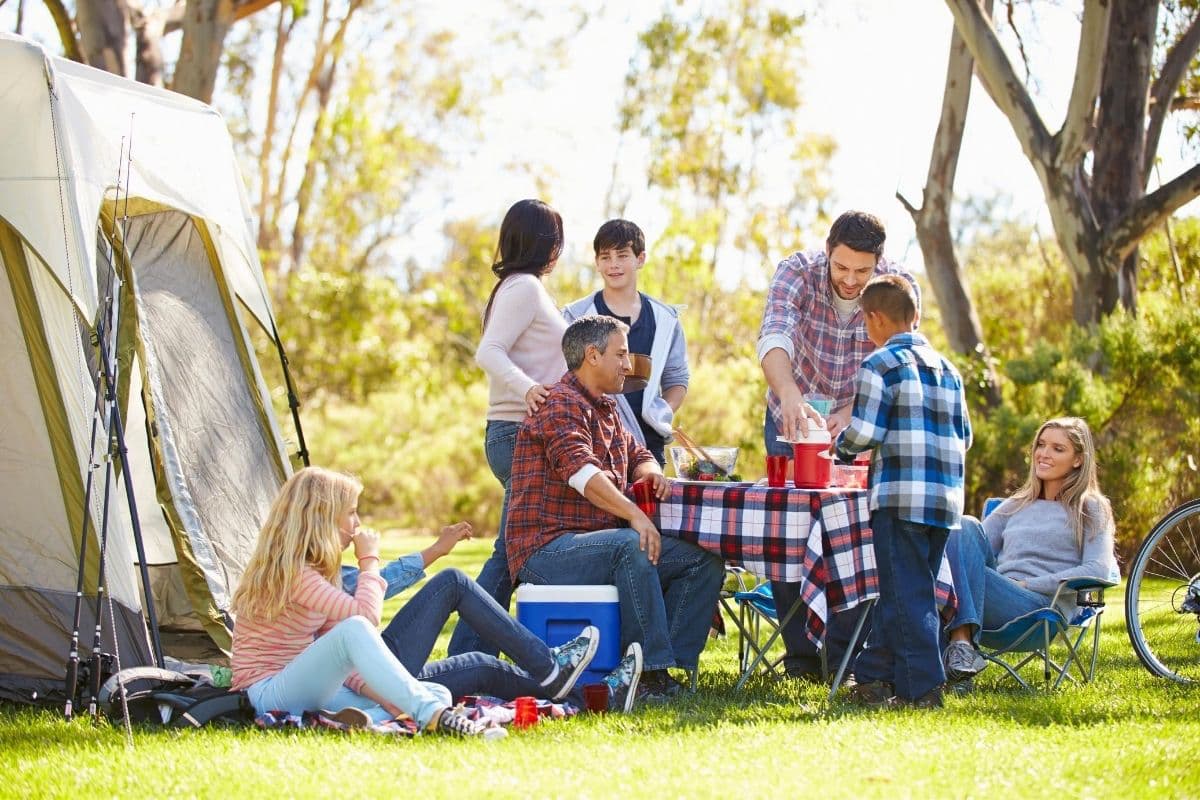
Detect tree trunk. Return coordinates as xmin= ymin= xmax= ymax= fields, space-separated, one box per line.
xmin=76 ymin=0 xmax=130 ymax=75
xmin=173 ymin=0 xmax=235 ymax=103
xmin=130 ymin=2 xmax=185 ymax=87
xmin=1092 ymin=0 xmax=1158 ymax=316
xmin=901 ymin=0 xmax=1000 ymax=406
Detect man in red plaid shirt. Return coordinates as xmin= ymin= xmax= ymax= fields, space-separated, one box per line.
xmin=757 ymin=211 xmax=921 ymax=683
xmin=506 ymin=315 xmax=724 ymax=702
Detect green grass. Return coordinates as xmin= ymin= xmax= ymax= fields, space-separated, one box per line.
xmin=2 ymin=536 xmax=1198 ymax=799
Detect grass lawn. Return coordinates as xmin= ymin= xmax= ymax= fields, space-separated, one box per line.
xmin=1 ymin=534 xmax=1197 ymax=799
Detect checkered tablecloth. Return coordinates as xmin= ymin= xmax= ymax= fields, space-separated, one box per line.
xmin=642 ymin=481 xmax=955 ymax=646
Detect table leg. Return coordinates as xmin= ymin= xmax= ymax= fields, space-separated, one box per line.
xmin=827 ymin=598 xmax=876 ymax=702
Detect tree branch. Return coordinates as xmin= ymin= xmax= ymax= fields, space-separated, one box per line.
xmin=1103 ymin=163 xmax=1200 ymax=260
xmin=234 ymin=0 xmax=278 ymax=21
xmin=1056 ymin=0 xmax=1110 ymax=170
xmin=1144 ymin=10 xmax=1200 ymax=184
xmin=944 ymin=0 xmax=1054 ymax=167
xmin=40 ymin=0 xmax=84 ymax=63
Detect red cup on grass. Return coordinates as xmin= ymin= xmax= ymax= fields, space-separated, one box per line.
xmin=513 ymin=696 xmax=538 ymax=728
xmin=582 ymin=682 xmax=609 ymax=714
xmin=632 ymin=478 xmax=657 ymax=516
xmin=765 ymin=455 xmax=789 ymax=488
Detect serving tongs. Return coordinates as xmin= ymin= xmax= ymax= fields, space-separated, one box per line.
xmin=672 ymin=427 xmax=734 ymax=481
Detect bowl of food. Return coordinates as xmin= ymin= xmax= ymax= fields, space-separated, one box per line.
xmin=831 ymin=463 xmax=868 ymax=490
xmin=667 ymin=445 xmax=740 ymax=481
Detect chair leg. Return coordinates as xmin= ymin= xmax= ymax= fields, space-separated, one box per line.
xmin=827 ymin=599 xmax=875 ymax=703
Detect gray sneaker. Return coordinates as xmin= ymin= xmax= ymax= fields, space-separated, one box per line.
xmin=944 ymin=641 xmax=987 ymax=681
xmin=430 ymin=706 xmax=508 ymax=740
xmin=603 ymin=642 xmax=643 ymax=713
xmin=546 ymin=625 xmax=600 ymax=701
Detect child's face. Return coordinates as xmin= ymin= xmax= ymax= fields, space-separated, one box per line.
xmin=338 ymin=501 xmax=361 ymax=549
xmin=595 ymin=245 xmax=645 ymax=291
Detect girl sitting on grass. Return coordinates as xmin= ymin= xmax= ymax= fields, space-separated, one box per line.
xmin=939 ymin=417 xmax=1118 ymax=688
xmin=230 ymin=467 xmax=600 ymax=736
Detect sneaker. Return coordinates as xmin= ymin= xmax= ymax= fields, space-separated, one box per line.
xmin=430 ymin=706 xmax=508 ymax=740
xmin=636 ymin=669 xmax=685 ymax=703
xmin=946 ymin=677 xmax=975 ymax=696
xmin=890 ymin=686 xmax=945 ymax=709
xmin=603 ymin=642 xmax=643 ymax=713
xmin=320 ymin=706 xmax=372 ymax=729
xmin=545 ymin=625 xmax=600 ymax=701
xmin=943 ymin=641 xmax=987 ymax=681
xmin=845 ymin=680 xmax=893 ymax=708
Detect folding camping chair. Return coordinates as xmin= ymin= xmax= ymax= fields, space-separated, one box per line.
xmin=718 ymin=568 xmax=786 ymax=684
xmin=978 ymin=576 xmax=1118 ymax=690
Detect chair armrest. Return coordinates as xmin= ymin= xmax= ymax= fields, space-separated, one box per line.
xmin=1063 ymin=576 xmax=1118 ymax=591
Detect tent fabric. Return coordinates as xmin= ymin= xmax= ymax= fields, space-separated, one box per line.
xmin=0 ymin=34 xmax=292 ymax=702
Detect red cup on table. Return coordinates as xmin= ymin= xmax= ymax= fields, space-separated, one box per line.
xmin=512 ymin=695 xmax=538 ymax=728
xmin=632 ymin=478 xmax=657 ymax=516
xmin=582 ymin=682 xmax=609 ymax=714
xmin=765 ymin=455 xmax=789 ymax=488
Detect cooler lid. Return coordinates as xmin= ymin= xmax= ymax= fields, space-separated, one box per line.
xmin=514 ymin=584 xmax=619 ymax=603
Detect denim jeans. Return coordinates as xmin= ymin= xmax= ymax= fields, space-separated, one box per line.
xmin=771 ymin=579 xmax=872 ymax=677
xmin=852 ymin=509 xmax=949 ymax=700
xmin=517 ymin=529 xmax=724 ymax=672
xmin=448 ymin=420 xmax=520 ymax=657
xmin=763 ymin=409 xmax=794 ymax=457
xmin=380 ymin=568 xmax=581 ymax=703
xmin=246 ymin=616 xmax=450 ymax=728
xmin=944 ymin=516 xmax=1050 ymax=642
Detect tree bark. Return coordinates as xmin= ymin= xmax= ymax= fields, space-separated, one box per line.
xmin=129 ymin=1 xmax=185 ymax=86
xmin=900 ymin=0 xmax=1001 ymax=407
xmin=76 ymin=0 xmax=130 ymax=75
xmin=173 ymin=0 xmax=235 ymax=102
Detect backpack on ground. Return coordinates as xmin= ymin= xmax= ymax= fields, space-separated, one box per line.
xmin=98 ymin=667 xmax=254 ymax=728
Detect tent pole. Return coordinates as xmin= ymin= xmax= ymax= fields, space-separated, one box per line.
xmin=269 ymin=317 xmax=309 ymax=467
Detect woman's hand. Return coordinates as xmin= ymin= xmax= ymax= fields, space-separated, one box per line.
xmin=524 ymin=384 xmax=551 ymax=414
xmin=353 ymin=527 xmax=381 ymax=562
xmin=422 ymin=522 xmax=473 ymax=567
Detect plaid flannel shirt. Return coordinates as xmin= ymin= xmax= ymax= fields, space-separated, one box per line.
xmin=834 ymin=332 xmax=972 ymax=530
xmin=505 ymin=372 xmax=657 ymax=581
xmin=757 ymin=250 xmax=920 ymax=423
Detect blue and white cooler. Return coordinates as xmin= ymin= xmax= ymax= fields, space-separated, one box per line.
xmin=515 ymin=584 xmax=621 ymax=686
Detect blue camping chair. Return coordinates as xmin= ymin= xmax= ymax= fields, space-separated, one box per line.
xmin=976 ymin=497 xmax=1118 ymax=690
xmin=718 ymin=567 xmax=786 ymax=685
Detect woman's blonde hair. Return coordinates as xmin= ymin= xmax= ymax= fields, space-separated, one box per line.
xmin=231 ymin=467 xmax=362 ymax=621
xmin=1005 ymin=416 xmax=1112 ymax=550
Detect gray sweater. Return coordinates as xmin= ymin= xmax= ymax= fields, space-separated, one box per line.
xmin=983 ymin=498 xmax=1117 ymax=597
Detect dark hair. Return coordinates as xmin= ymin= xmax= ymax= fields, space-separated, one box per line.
xmin=593 ymin=219 xmax=645 ymax=257
xmin=562 ymin=314 xmax=629 ymax=371
xmin=859 ymin=274 xmax=917 ymax=325
xmin=826 ymin=211 xmax=886 ymax=257
xmin=482 ymin=199 xmax=564 ymax=327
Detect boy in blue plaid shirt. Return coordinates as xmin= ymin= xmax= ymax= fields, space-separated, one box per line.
xmin=834 ymin=274 xmax=972 ymax=708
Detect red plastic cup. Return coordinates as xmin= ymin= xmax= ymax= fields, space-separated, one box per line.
xmin=582 ymin=682 xmax=609 ymax=714
xmin=765 ymin=455 xmax=789 ymax=488
xmin=513 ymin=696 xmax=538 ymax=728
xmin=632 ymin=478 xmax=657 ymax=516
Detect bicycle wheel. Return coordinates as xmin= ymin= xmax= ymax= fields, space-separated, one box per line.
xmin=1125 ymin=498 xmax=1200 ymax=683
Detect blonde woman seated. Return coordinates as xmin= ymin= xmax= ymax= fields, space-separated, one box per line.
xmin=940 ymin=417 xmax=1118 ymax=687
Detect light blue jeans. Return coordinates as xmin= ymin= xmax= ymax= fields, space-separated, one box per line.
xmin=517 ymin=528 xmax=724 ymax=672
xmin=246 ymin=616 xmax=450 ymax=728
xmin=944 ymin=516 xmax=1050 ymax=641
xmin=448 ymin=419 xmax=519 ymax=657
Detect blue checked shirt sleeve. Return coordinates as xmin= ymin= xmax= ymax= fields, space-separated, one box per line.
xmin=835 ymin=363 xmax=890 ymax=460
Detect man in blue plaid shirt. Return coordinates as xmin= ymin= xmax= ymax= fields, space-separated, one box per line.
xmin=834 ymin=274 xmax=972 ymax=708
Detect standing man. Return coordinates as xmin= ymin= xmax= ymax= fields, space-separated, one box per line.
xmin=756 ymin=210 xmax=920 ymax=682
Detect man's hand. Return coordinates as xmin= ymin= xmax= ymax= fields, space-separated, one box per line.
xmin=630 ymin=511 xmax=662 ymax=565
xmin=826 ymin=406 xmax=852 ymax=439
xmin=777 ymin=385 xmax=826 ymax=442
xmin=645 ymin=471 xmax=671 ymax=500
xmin=524 ymin=384 xmax=551 ymax=414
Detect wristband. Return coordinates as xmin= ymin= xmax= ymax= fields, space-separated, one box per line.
xmin=357 ymin=555 xmax=380 ymax=569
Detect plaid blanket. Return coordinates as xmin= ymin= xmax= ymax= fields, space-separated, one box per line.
xmin=646 ymin=482 xmax=955 ymax=645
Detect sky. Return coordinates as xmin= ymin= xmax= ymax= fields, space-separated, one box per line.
xmin=4 ymin=0 xmax=1196 ymax=281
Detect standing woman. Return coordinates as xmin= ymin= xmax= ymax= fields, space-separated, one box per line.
xmin=939 ymin=417 xmax=1119 ymax=685
xmin=448 ymin=199 xmax=568 ymax=657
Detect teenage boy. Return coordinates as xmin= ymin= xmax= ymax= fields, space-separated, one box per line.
xmin=564 ymin=219 xmax=688 ymax=466
xmin=835 ymin=274 xmax=972 ymax=709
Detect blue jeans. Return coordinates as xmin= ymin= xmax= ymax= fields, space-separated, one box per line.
xmin=246 ymin=616 xmax=450 ymax=728
xmin=381 ymin=569 xmax=581 ymax=703
xmin=448 ymin=420 xmax=520 ymax=657
xmin=517 ymin=529 xmax=724 ymax=672
xmin=944 ymin=516 xmax=1049 ymax=641
xmin=853 ymin=509 xmax=949 ymax=700
xmin=763 ymin=409 xmax=794 ymax=457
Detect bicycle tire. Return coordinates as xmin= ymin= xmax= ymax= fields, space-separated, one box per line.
xmin=1124 ymin=498 xmax=1200 ymax=683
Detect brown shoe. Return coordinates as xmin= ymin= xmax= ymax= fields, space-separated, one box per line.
xmin=890 ymin=686 xmax=944 ymax=709
xmin=846 ymin=680 xmax=893 ymax=708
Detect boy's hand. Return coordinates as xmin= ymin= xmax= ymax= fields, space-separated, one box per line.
xmin=434 ymin=522 xmax=472 ymax=557
xmin=826 ymin=407 xmax=852 ymax=439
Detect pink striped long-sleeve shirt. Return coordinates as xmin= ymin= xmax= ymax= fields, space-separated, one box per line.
xmin=231 ymin=567 xmax=387 ymax=693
